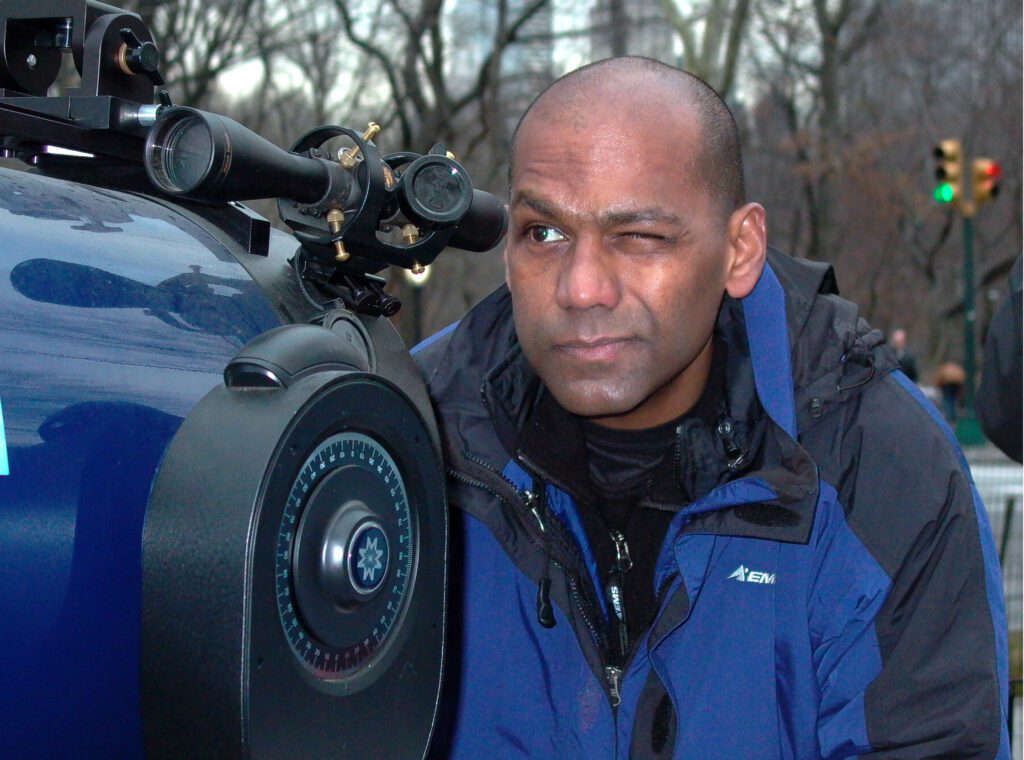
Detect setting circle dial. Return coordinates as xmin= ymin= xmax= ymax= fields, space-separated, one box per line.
xmin=275 ymin=431 xmax=416 ymax=681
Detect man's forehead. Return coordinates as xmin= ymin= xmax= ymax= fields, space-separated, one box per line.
xmin=519 ymin=72 xmax=698 ymax=137
xmin=511 ymin=87 xmax=701 ymax=180
xmin=510 ymin=119 xmax=703 ymax=212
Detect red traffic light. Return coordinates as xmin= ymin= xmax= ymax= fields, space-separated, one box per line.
xmin=973 ymin=157 xmax=1001 ymax=206
xmin=982 ymin=162 xmax=1001 ymax=179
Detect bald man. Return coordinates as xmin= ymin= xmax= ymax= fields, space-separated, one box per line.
xmin=416 ymin=58 xmax=1008 ymax=759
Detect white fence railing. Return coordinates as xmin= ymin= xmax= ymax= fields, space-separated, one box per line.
xmin=968 ymin=448 xmax=1022 ymax=759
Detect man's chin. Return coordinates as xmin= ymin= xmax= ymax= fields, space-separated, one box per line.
xmin=546 ymin=383 xmax=643 ymax=421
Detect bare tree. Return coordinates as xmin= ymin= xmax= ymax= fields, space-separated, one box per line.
xmin=660 ymin=0 xmax=752 ymax=98
xmin=327 ymin=0 xmax=550 ymax=159
xmin=122 ymin=0 xmax=276 ymax=108
xmin=750 ymin=0 xmax=885 ymax=263
xmin=745 ymin=0 xmax=1021 ymax=369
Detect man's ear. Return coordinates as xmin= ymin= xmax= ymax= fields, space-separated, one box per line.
xmin=724 ymin=202 xmax=767 ymax=299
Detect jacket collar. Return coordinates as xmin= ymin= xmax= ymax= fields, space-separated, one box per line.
xmin=743 ymin=259 xmax=798 ymax=437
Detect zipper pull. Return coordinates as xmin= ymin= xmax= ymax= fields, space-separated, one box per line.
xmin=611 ymin=529 xmax=632 ymax=573
xmin=604 ymin=665 xmax=623 ymax=707
xmin=524 ymin=489 xmax=544 ymax=533
xmin=524 ymin=488 xmax=557 ymax=630
xmin=716 ymin=419 xmax=745 ymax=469
xmin=605 ymin=530 xmax=632 ymax=662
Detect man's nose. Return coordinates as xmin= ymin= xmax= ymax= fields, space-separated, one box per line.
xmin=555 ymin=236 xmax=620 ymax=311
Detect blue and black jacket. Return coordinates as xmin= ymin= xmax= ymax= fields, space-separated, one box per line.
xmin=415 ymin=250 xmax=1009 ymax=758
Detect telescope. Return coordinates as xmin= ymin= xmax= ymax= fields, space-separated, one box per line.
xmin=0 ymin=0 xmax=507 ymax=756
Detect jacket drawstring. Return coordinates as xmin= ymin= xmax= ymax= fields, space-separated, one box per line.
xmin=529 ymin=483 xmax=557 ymax=629
xmin=537 ymin=577 xmax=555 ymax=628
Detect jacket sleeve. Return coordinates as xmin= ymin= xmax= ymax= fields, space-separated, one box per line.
xmin=807 ymin=373 xmax=1009 ymax=759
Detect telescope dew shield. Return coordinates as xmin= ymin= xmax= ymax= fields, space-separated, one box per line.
xmin=145 ymin=107 xmax=337 ymax=203
xmin=449 ymin=189 xmax=509 ymax=252
xmin=398 ymin=154 xmax=474 ymax=226
xmin=396 ymin=156 xmax=507 ymax=252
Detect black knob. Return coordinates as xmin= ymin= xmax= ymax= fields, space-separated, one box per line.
xmin=119 ymin=28 xmax=165 ymax=86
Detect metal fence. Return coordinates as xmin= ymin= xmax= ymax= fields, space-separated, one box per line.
xmin=967 ymin=446 xmax=1023 ymax=758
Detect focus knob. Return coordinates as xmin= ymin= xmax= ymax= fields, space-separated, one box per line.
xmin=118 ymin=28 xmax=165 ymax=85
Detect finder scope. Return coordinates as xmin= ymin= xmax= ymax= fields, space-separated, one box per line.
xmin=145 ymin=107 xmax=351 ymax=205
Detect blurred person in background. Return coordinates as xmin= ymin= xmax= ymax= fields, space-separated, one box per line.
xmin=889 ymin=328 xmax=918 ymax=383
xmin=935 ymin=360 xmax=967 ymax=424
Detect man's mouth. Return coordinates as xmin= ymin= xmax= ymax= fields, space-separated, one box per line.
xmin=554 ymin=336 xmax=636 ymax=362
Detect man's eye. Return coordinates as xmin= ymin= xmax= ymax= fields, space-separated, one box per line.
xmin=526 ymin=225 xmax=567 ymax=244
xmin=621 ymin=230 xmax=673 ymax=242
xmin=617 ymin=231 xmax=676 ymax=250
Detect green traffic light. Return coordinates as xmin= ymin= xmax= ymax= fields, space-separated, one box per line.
xmin=934 ymin=183 xmax=955 ymax=203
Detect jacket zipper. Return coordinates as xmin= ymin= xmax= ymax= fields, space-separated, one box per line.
xmin=605 ymin=530 xmax=632 ymax=666
xmin=523 ymin=488 xmax=555 ymax=628
xmin=520 ymin=477 xmax=610 ymax=676
xmin=450 ymin=454 xmax=612 ymax=687
xmin=456 ymin=451 xmax=620 ymax=704
xmin=603 ymin=529 xmax=633 ymax=709
xmin=604 ymin=665 xmax=623 ymax=708
xmin=473 ymin=386 xmax=621 ymax=705
xmin=606 ymin=566 xmax=682 ymax=716
xmin=514 ymin=452 xmax=628 ymax=706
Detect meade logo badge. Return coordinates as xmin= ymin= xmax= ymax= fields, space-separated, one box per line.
xmin=728 ymin=564 xmax=776 ymax=585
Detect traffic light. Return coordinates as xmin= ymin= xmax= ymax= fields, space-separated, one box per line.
xmin=933 ymin=139 xmax=962 ymax=204
xmin=972 ymin=157 xmax=1001 ymax=206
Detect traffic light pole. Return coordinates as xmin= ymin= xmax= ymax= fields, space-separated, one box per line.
xmin=958 ymin=205 xmax=983 ymax=445
xmin=932 ymin=139 xmax=1000 ymax=446
xmin=963 ymin=213 xmax=976 ymax=413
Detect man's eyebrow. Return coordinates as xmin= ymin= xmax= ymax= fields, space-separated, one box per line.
xmin=510 ymin=193 xmax=682 ymax=228
xmin=600 ymin=208 xmax=682 ymax=227
xmin=510 ymin=192 xmax=562 ymax=219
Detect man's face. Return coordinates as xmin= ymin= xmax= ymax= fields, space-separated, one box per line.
xmin=506 ymin=100 xmax=733 ymax=429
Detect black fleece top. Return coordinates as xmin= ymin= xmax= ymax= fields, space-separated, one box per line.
xmin=579 ymin=341 xmax=727 ymax=645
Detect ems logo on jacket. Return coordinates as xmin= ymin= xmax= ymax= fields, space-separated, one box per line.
xmin=728 ymin=564 xmax=776 ymax=584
